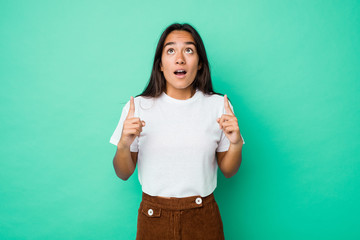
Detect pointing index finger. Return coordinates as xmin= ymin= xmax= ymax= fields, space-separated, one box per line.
xmin=126 ymin=96 xmax=135 ymax=118
xmin=224 ymin=94 xmax=234 ymax=115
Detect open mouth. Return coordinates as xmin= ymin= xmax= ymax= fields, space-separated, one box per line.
xmin=174 ymin=69 xmax=187 ymax=77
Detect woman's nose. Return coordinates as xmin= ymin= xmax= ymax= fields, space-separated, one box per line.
xmin=176 ymin=59 xmax=185 ymax=64
xmin=176 ymin=54 xmax=185 ymax=64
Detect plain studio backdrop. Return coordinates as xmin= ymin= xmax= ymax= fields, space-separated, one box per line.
xmin=0 ymin=0 xmax=359 ymax=239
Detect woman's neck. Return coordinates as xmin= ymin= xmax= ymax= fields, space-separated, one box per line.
xmin=164 ymin=87 xmax=196 ymax=100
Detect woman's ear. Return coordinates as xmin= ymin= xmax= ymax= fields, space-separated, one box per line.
xmin=160 ymin=62 xmax=163 ymax=71
xmin=198 ymin=62 xmax=202 ymax=70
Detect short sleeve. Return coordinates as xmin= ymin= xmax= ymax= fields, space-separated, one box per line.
xmin=109 ymin=100 xmax=139 ymax=152
xmin=216 ymin=99 xmax=245 ymax=152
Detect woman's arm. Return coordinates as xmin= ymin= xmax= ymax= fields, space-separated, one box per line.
xmin=216 ymin=142 xmax=243 ymax=178
xmin=113 ymin=144 xmax=138 ymax=181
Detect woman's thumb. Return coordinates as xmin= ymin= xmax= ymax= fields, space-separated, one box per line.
xmin=142 ymin=120 xmax=146 ymax=126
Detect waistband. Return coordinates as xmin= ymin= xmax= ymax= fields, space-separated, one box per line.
xmin=141 ymin=192 xmax=216 ymax=211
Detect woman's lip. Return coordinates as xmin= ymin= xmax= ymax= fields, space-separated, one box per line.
xmin=174 ymin=72 xmax=187 ymax=78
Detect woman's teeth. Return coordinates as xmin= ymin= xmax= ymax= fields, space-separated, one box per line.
xmin=174 ymin=70 xmax=187 ymax=78
xmin=174 ymin=70 xmax=187 ymax=75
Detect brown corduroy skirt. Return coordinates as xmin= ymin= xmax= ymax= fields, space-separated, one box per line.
xmin=136 ymin=191 xmax=225 ymax=240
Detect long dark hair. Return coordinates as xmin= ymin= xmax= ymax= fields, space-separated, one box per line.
xmin=135 ymin=23 xmax=227 ymax=100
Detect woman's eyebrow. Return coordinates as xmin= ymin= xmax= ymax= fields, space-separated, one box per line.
xmin=164 ymin=41 xmax=196 ymax=48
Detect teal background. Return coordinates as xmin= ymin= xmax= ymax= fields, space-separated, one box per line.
xmin=1 ymin=0 xmax=359 ymax=239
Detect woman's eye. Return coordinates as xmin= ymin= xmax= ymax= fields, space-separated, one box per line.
xmin=167 ymin=48 xmax=193 ymax=54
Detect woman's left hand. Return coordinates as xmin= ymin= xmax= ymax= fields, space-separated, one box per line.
xmin=217 ymin=94 xmax=243 ymax=145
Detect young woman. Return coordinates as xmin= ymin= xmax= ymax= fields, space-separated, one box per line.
xmin=110 ymin=23 xmax=245 ymax=240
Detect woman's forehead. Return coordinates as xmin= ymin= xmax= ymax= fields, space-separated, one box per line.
xmin=163 ymin=30 xmax=195 ymax=46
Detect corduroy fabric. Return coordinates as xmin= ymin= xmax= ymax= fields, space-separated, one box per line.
xmin=136 ymin=191 xmax=225 ymax=240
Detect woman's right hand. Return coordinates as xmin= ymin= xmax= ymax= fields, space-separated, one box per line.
xmin=118 ymin=96 xmax=145 ymax=149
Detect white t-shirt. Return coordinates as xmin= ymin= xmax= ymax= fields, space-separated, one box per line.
xmin=109 ymin=88 xmax=245 ymax=197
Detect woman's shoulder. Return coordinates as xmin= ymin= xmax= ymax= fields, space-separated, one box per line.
xmin=119 ymin=95 xmax=155 ymax=111
xmin=200 ymin=91 xmax=233 ymax=112
xmin=133 ymin=95 xmax=156 ymax=110
xmin=202 ymin=91 xmax=225 ymax=103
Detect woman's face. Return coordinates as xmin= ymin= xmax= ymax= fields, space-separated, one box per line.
xmin=160 ymin=30 xmax=202 ymax=93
